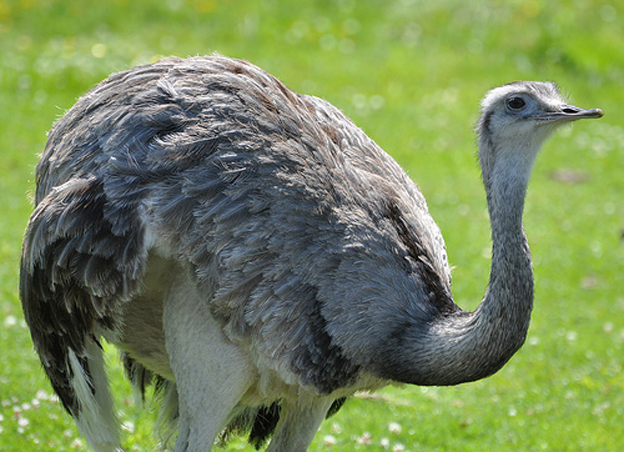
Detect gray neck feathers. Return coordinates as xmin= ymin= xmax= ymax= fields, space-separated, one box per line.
xmin=395 ymin=136 xmax=536 ymax=386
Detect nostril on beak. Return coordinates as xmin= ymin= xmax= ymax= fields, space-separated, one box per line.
xmin=562 ymin=106 xmax=579 ymax=114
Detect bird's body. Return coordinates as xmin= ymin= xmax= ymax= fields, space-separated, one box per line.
xmin=20 ymin=56 xmax=602 ymax=451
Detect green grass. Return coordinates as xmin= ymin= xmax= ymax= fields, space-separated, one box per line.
xmin=1 ymin=0 xmax=623 ymax=450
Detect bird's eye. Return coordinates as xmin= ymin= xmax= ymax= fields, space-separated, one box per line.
xmin=506 ymin=96 xmax=526 ymax=111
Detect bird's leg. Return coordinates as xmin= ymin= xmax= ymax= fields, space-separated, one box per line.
xmin=162 ymin=272 xmax=254 ymax=452
xmin=265 ymin=396 xmax=334 ymax=452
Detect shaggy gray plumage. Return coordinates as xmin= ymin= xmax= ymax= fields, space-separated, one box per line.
xmin=20 ymin=56 xmax=602 ymax=451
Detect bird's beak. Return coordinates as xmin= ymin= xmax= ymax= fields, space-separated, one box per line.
xmin=537 ymin=104 xmax=604 ymax=124
xmin=558 ymin=104 xmax=604 ymax=119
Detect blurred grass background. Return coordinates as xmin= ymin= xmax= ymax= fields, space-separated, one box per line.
xmin=0 ymin=0 xmax=622 ymax=450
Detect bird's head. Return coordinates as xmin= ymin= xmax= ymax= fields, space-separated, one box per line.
xmin=476 ymin=81 xmax=603 ymax=184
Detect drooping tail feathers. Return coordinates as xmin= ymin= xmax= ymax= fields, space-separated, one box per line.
xmin=20 ymin=175 xmax=148 ymax=451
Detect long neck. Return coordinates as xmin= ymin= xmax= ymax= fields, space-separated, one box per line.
xmin=396 ymin=140 xmax=537 ymax=386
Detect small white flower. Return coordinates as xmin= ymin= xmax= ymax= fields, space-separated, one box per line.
xmin=356 ymin=432 xmax=372 ymax=445
xmin=388 ymin=422 xmax=402 ymax=434
xmin=324 ymin=434 xmax=337 ymax=446
xmin=17 ymin=417 xmax=29 ymax=428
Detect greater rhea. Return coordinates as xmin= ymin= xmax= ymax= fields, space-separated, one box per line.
xmin=20 ymin=56 xmax=603 ymax=451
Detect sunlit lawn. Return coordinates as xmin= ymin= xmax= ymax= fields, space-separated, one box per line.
xmin=1 ymin=1 xmax=622 ymax=450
